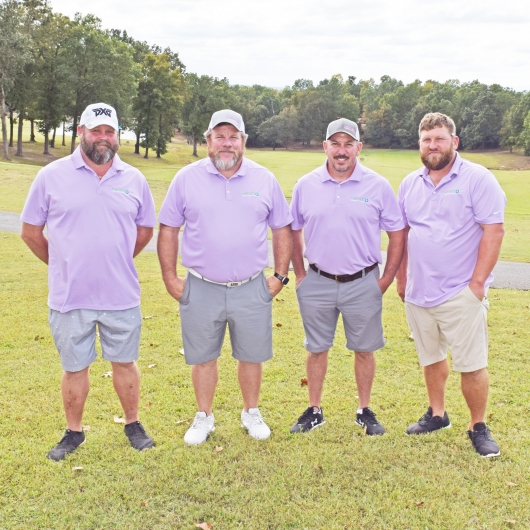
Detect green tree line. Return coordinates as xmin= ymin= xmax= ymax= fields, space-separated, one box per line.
xmin=2 ymin=0 xmax=530 ymax=161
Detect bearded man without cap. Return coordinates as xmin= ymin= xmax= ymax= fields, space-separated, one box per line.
xmin=157 ymin=109 xmax=292 ymax=445
xmin=289 ymin=118 xmax=405 ymax=436
xmin=21 ymin=103 xmax=157 ymax=460
xmin=396 ymin=112 xmax=506 ymax=457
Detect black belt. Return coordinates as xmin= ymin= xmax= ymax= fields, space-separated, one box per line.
xmin=309 ymin=263 xmax=378 ymax=283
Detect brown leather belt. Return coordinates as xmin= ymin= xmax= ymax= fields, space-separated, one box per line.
xmin=309 ymin=263 xmax=378 ymax=283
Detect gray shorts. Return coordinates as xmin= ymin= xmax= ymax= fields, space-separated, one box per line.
xmin=179 ymin=271 xmax=273 ymax=365
xmin=296 ymin=266 xmax=385 ymax=353
xmin=48 ymin=306 xmax=142 ymax=372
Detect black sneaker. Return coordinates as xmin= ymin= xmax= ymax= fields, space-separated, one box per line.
xmin=290 ymin=406 xmax=326 ymax=433
xmin=406 ymin=406 xmax=451 ymax=435
xmin=355 ymin=407 xmax=385 ymax=436
xmin=467 ymin=422 xmax=500 ymax=457
xmin=47 ymin=429 xmax=85 ymax=461
xmin=124 ymin=421 xmax=155 ymax=451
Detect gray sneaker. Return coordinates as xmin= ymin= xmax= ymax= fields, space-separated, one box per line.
xmin=47 ymin=429 xmax=85 ymax=461
xmin=467 ymin=423 xmax=500 ymax=457
xmin=406 ymin=407 xmax=451 ymax=435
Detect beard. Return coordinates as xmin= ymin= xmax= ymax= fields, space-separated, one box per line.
xmin=330 ymin=155 xmax=354 ymax=173
xmin=80 ymin=135 xmax=119 ymax=165
xmin=421 ymin=146 xmax=454 ymax=171
xmin=208 ymin=147 xmax=244 ymax=171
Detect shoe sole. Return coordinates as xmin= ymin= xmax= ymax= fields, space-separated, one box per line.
xmin=241 ymin=423 xmax=272 ymax=440
xmin=47 ymin=438 xmax=86 ymax=461
xmin=184 ymin=426 xmax=215 ymax=446
xmin=480 ymin=450 xmax=501 ymax=458
xmin=290 ymin=420 xmax=326 ymax=434
xmin=405 ymin=423 xmax=452 ymax=435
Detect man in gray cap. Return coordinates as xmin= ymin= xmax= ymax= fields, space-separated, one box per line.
xmin=289 ymin=118 xmax=405 ymax=435
xmin=158 ymin=109 xmax=292 ymax=445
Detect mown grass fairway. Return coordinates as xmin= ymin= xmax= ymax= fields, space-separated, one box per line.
xmin=2 ymin=132 xmax=530 ymax=261
xmin=1 ymin=232 xmax=530 ymax=528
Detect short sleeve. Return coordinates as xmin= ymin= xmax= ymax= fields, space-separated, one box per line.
xmin=289 ymin=180 xmax=305 ymax=230
xmin=135 ymin=177 xmax=157 ymax=227
xmin=472 ymin=171 xmax=507 ymax=224
xmin=158 ymin=172 xmax=186 ymax=227
xmin=20 ymin=170 xmax=48 ymax=226
xmin=380 ymin=181 xmax=405 ymax=232
xmin=267 ymin=177 xmax=293 ymax=229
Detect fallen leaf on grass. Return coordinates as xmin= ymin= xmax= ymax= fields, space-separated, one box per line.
xmin=313 ymin=465 xmax=323 ymax=471
xmin=300 ymin=378 xmax=308 ymax=387
xmin=22 ymin=361 xmax=27 ymax=365
xmin=141 ymin=501 xmax=148 ymax=507
xmin=72 ymin=466 xmax=83 ymax=471
xmin=102 ymin=371 xmax=112 ymax=378
xmin=143 ymin=315 xmax=154 ymax=320
xmin=415 ymin=501 xmax=424 ymax=507
xmin=114 ymin=416 xmax=126 ymax=424
xmin=34 ymin=335 xmax=42 ymax=341
xmin=506 ymin=481 xmax=518 ymax=487
xmin=83 ymin=425 xmax=91 ymax=432
xmin=195 ymin=523 xmax=212 ymax=530
xmin=468 ymin=516 xmax=479 ymax=524
xmin=276 ymin=323 xmax=282 ymax=327
xmin=148 ymin=363 xmax=157 ymax=369
xmin=214 ymin=446 xmax=223 ymax=452
xmin=505 ymin=520 xmax=517 ymax=524
xmin=179 ymin=348 xmax=185 ymax=355
xmin=176 ymin=419 xmax=189 ymax=425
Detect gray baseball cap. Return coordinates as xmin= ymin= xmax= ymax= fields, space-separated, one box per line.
xmin=208 ymin=109 xmax=245 ymax=133
xmin=326 ymin=118 xmax=360 ymax=141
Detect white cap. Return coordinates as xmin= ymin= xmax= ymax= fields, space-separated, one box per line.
xmin=79 ymin=103 xmax=119 ymax=130
xmin=208 ymin=109 xmax=245 ymax=133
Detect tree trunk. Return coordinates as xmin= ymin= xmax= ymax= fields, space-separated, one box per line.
xmin=30 ymin=118 xmax=36 ymax=142
xmin=43 ymin=127 xmax=50 ymax=155
xmin=134 ymin=132 xmax=140 ymax=154
xmin=16 ymin=112 xmax=24 ymax=157
xmin=1 ymin=85 xmax=10 ymax=160
xmin=62 ymin=120 xmax=66 ymax=146
xmin=50 ymin=127 xmax=56 ymax=148
xmin=192 ymin=135 xmax=198 ymax=157
xmin=9 ymin=108 xmax=14 ymax=147
xmin=70 ymin=115 xmax=78 ymax=153
xmin=144 ymin=146 xmax=148 ymax=159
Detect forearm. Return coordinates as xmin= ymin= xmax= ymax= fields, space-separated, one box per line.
xmin=21 ymin=223 xmax=49 ymax=264
xmin=157 ymin=224 xmax=181 ymax=285
xmin=133 ymin=226 xmax=154 ymax=257
xmin=381 ymin=229 xmax=405 ymax=285
xmin=395 ymin=226 xmax=409 ymax=301
xmin=291 ymin=229 xmax=306 ymax=277
xmin=271 ymin=225 xmax=292 ymax=276
xmin=470 ymin=223 xmax=505 ymax=286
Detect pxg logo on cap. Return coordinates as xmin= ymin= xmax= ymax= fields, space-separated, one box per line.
xmin=208 ymin=109 xmax=245 ymax=133
xmin=80 ymin=103 xmax=119 ymax=130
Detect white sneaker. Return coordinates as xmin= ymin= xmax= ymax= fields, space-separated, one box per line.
xmin=241 ymin=408 xmax=271 ymax=440
xmin=184 ymin=412 xmax=215 ymax=445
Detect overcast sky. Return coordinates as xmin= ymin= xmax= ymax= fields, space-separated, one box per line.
xmin=50 ymin=0 xmax=530 ymax=91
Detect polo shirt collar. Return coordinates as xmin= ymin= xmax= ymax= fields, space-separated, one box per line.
xmin=72 ymin=146 xmax=125 ymax=176
xmin=319 ymin=159 xmax=363 ymax=183
xmin=205 ymin=156 xmax=248 ymax=179
xmin=418 ymin=152 xmax=463 ymax=185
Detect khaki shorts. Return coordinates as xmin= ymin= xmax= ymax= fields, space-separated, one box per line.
xmin=405 ymin=286 xmax=489 ymax=372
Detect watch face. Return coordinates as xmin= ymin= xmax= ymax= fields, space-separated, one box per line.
xmin=275 ymin=273 xmax=289 ymax=285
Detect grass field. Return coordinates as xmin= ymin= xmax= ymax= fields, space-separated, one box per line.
xmin=2 ymin=131 xmax=530 ymax=262
xmin=1 ymin=232 xmax=530 ymax=529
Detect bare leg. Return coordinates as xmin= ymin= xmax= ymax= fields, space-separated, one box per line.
xmin=191 ymin=359 xmax=218 ymax=415
xmin=461 ymin=368 xmax=489 ymax=429
xmin=306 ymin=350 xmax=328 ymax=408
xmin=62 ymin=367 xmax=90 ymax=431
xmin=238 ymin=361 xmax=262 ymax=411
xmin=111 ymin=362 xmax=140 ymax=424
xmin=354 ymin=351 xmax=375 ymax=409
xmin=423 ymin=358 xmax=450 ymax=417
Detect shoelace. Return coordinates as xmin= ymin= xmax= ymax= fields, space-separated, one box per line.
xmin=362 ymin=409 xmax=379 ymax=425
xmin=298 ymin=408 xmax=318 ymax=423
xmin=246 ymin=412 xmax=264 ymax=425
xmin=418 ymin=412 xmax=433 ymax=425
xmin=191 ymin=417 xmax=209 ymax=429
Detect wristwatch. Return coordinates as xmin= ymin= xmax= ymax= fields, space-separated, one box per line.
xmin=274 ymin=272 xmax=290 ymax=285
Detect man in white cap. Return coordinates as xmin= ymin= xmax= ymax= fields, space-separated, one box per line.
xmin=289 ymin=118 xmax=405 ymax=435
xmin=21 ymin=103 xmax=157 ymax=460
xmin=158 ymin=109 xmax=292 ymax=445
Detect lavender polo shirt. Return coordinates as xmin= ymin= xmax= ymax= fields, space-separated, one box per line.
xmin=21 ymin=147 xmax=156 ymax=313
xmin=398 ymin=152 xmax=507 ymax=308
xmin=290 ymin=161 xmax=404 ymax=275
xmin=158 ymin=157 xmax=292 ymax=283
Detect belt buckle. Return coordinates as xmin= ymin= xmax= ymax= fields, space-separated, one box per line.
xmin=228 ymin=282 xmax=239 ymax=287
xmin=335 ymin=274 xmax=340 ymax=283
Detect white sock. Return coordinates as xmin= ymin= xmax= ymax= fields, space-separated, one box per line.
xmin=357 ymin=408 xmax=365 ymax=414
